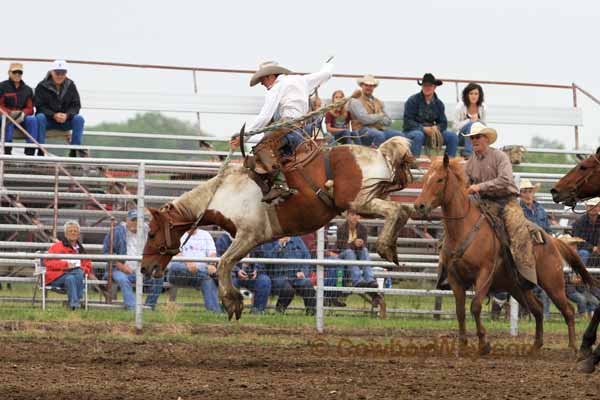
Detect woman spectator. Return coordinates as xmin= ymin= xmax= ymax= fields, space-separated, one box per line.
xmin=325 ymin=90 xmax=361 ymax=145
xmin=44 ymin=220 xmax=92 ymax=310
xmin=454 ymin=82 xmax=487 ymax=158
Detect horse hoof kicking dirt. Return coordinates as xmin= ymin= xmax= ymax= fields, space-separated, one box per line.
xmin=141 ymin=137 xmax=414 ymax=320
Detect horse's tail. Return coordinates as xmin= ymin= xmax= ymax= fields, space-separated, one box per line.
xmin=554 ymin=237 xmax=597 ymax=287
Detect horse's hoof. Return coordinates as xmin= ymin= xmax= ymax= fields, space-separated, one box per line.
xmin=577 ymin=348 xmax=593 ymax=362
xmin=479 ymin=342 xmax=492 ymax=356
xmin=577 ymin=356 xmax=596 ymax=374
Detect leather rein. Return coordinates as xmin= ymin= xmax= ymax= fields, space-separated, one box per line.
xmin=144 ymin=205 xmax=196 ymax=257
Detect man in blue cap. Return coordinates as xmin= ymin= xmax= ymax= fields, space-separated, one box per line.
xmin=102 ymin=209 xmax=163 ymax=309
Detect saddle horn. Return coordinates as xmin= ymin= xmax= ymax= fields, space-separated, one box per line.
xmin=238 ymin=123 xmax=246 ymax=159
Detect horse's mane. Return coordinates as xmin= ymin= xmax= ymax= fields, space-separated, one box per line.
xmin=429 ymin=158 xmax=468 ymax=188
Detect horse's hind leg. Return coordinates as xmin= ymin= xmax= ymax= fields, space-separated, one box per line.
xmin=577 ymin=305 xmax=600 ymax=373
xmin=352 ymin=199 xmax=409 ymax=265
xmin=510 ymin=287 xmax=544 ymax=351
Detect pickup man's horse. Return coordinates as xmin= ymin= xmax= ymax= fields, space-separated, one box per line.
xmin=551 ymin=147 xmax=600 ymax=373
xmin=141 ymin=136 xmax=414 ymax=320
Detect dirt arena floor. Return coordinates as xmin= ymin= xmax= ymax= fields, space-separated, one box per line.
xmin=1 ymin=321 xmax=599 ymax=400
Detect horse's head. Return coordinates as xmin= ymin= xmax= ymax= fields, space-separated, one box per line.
xmin=141 ymin=204 xmax=193 ymax=279
xmin=551 ymin=146 xmax=600 ymax=207
xmin=414 ymin=154 xmax=466 ymax=217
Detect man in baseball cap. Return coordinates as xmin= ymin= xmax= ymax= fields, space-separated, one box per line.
xmin=34 ymin=59 xmax=87 ymax=157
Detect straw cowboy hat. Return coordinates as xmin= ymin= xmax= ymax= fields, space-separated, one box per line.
xmin=557 ymin=234 xmax=586 ymax=245
xmin=356 ymin=74 xmax=379 ymax=87
xmin=519 ymin=178 xmax=541 ymax=191
xmin=585 ymin=197 xmax=600 ymax=207
xmin=249 ymin=61 xmax=291 ymax=87
xmin=461 ymin=121 xmax=498 ymax=145
xmin=417 ymin=73 xmax=443 ymax=86
xmin=8 ymin=62 xmax=23 ymax=73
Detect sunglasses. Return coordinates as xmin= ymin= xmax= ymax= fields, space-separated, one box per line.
xmin=11 ymin=70 xmax=23 ymax=75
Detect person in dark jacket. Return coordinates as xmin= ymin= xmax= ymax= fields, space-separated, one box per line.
xmin=0 ymin=63 xmax=38 ymax=155
xmin=402 ymin=73 xmax=458 ymax=157
xmin=573 ymin=197 xmax=600 ymax=267
xmin=262 ymin=236 xmax=316 ymax=315
xmin=44 ymin=220 xmax=92 ymax=309
xmin=34 ymin=60 xmax=86 ymax=157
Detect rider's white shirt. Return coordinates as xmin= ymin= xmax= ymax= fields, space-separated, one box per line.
xmin=247 ymin=63 xmax=333 ymax=142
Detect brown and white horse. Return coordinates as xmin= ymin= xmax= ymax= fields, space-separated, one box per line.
xmin=141 ymin=137 xmax=414 ymax=319
xmin=552 ymin=146 xmax=600 ymax=373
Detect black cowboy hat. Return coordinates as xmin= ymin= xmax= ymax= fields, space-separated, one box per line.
xmin=417 ymin=73 xmax=443 ymax=86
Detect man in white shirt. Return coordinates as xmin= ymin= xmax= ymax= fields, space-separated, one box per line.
xmin=231 ymin=60 xmax=333 ymax=202
xmin=166 ymin=228 xmax=221 ymax=313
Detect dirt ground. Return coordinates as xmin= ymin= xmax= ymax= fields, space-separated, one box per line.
xmin=1 ymin=321 xmax=599 ymax=400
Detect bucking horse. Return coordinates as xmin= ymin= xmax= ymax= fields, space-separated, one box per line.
xmin=551 ymin=146 xmax=600 ymax=373
xmin=141 ymin=133 xmax=414 ymax=320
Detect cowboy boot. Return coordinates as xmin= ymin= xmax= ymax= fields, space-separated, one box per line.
xmin=262 ymin=171 xmax=296 ymax=203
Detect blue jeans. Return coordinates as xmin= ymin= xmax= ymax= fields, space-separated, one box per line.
xmin=4 ymin=116 xmax=38 ymax=145
xmin=458 ymin=122 xmax=474 ymax=156
xmin=567 ymin=286 xmax=599 ymax=314
xmin=51 ymin=267 xmax=84 ymax=308
xmin=280 ymin=130 xmax=304 ymax=156
xmin=104 ymin=269 xmax=163 ymax=310
xmin=332 ymin=130 xmax=361 ymax=145
xmin=358 ymin=127 xmax=386 ymax=147
xmin=402 ymin=129 xmax=458 ymax=157
xmin=578 ymin=249 xmax=590 ymax=265
xmin=233 ymin=272 xmax=271 ymax=312
xmin=167 ymin=262 xmax=221 ymax=313
xmin=339 ymin=248 xmax=375 ymax=286
xmin=35 ymin=113 xmax=84 ymax=145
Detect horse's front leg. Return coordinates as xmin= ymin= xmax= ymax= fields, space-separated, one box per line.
xmin=218 ymin=237 xmax=260 ymax=320
xmin=449 ymin=272 xmax=467 ymax=347
xmin=471 ymin=264 xmax=493 ymax=355
xmin=352 ymin=199 xmax=409 ymax=265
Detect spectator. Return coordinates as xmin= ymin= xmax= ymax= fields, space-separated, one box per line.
xmin=102 ymin=210 xmax=163 ymax=310
xmin=44 ymin=220 xmax=92 ymax=310
xmin=519 ymin=178 xmax=552 ymax=233
xmin=166 ymin=228 xmax=221 ymax=313
xmin=572 ymin=197 xmax=600 ymax=267
xmin=336 ymin=210 xmax=383 ymax=306
xmin=347 ymin=75 xmax=403 ymax=147
xmin=263 ymin=236 xmax=317 ymax=315
xmin=221 ymin=233 xmax=271 ymax=314
xmin=518 ymin=178 xmax=552 ymax=318
xmin=454 ymin=82 xmax=486 ymax=158
xmin=0 ymin=63 xmax=38 ymax=155
xmin=559 ymin=234 xmax=599 ymax=319
xmin=325 ymin=90 xmax=361 ymax=145
xmin=403 ymin=73 xmax=458 ymax=157
xmin=324 ymin=240 xmax=347 ymax=307
xmin=34 ymin=60 xmax=87 ymax=157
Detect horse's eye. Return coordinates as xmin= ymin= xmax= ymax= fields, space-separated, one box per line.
xmin=580 ymin=165 xmax=587 ymax=171
xmin=148 ymin=233 xmax=155 ymax=239
xmin=437 ymin=178 xmax=444 ymax=183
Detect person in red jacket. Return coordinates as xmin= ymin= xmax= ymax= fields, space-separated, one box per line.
xmin=44 ymin=220 xmax=92 ymax=309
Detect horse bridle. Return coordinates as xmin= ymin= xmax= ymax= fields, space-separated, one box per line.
xmin=144 ymin=214 xmax=194 ymax=257
xmin=566 ymin=151 xmax=600 ymax=205
xmin=437 ymin=168 xmax=471 ymax=221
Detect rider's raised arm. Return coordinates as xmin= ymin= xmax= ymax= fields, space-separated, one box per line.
xmin=304 ymin=62 xmax=334 ymax=93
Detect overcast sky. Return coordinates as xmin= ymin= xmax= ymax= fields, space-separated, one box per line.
xmin=3 ymin=0 xmax=599 ymax=149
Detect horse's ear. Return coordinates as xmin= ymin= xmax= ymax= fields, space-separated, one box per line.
xmin=148 ymin=207 xmax=160 ymax=221
xmin=596 ymin=146 xmax=600 ymax=155
xmin=576 ymin=153 xmax=586 ymax=161
xmin=443 ymin=153 xmax=449 ymax=169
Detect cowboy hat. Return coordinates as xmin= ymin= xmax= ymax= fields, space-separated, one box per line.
xmin=585 ymin=197 xmax=600 ymax=207
xmin=557 ymin=234 xmax=586 ymax=244
xmin=417 ymin=73 xmax=443 ymax=86
xmin=461 ymin=121 xmax=498 ymax=145
xmin=356 ymin=74 xmax=379 ymax=87
xmin=8 ymin=62 xmax=23 ymax=73
xmin=519 ymin=178 xmax=541 ymax=191
xmin=249 ymin=61 xmax=291 ymax=87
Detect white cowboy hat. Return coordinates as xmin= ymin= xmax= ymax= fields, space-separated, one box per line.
xmin=557 ymin=234 xmax=586 ymax=244
xmin=519 ymin=178 xmax=540 ymax=191
xmin=249 ymin=61 xmax=291 ymax=87
xmin=461 ymin=121 xmax=498 ymax=145
xmin=356 ymin=74 xmax=379 ymax=87
xmin=585 ymin=197 xmax=600 ymax=206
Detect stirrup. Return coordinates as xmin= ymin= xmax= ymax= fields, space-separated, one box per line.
xmin=262 ymin=184 xmax=297 ymax=203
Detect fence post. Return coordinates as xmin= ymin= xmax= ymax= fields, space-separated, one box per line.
xmin=510 ymin=296 xmax=519 ymax=337
xmin=572 ymin=82 xmax=579 ymax=150
xmin=316 ymin=227 xmax=325 ymax=333
xmin=52 ymin=164 xmax=60 ymax=239
xmin=0 ymin=114 xmax=5 ymax=188
xmin=192 ymin=70 xmax=201 ymax=130
xmin=135 ymin=162 xmax=146 ymax=332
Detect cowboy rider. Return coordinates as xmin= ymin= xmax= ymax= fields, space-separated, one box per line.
xmin=230 ymin=60 xmax=333 ymax=202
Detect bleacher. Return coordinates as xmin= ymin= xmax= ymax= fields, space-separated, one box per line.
xmin=0 ymin=59 xmax=594 ymax=315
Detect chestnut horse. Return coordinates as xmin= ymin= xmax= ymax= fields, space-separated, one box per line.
xmin=551 ymin=146 xmax=600 ymax=372
xmin=141 ymin=137 xmax=414 ymax=319
xmin=414 ymin=154 xmax=594 ymax=354
xmin=551 ymin=146 xmax=600 ymax=207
